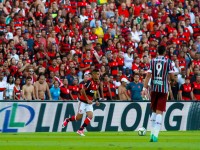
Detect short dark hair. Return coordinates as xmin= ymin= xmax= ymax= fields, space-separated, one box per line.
xmin=157 ymin=45 xmax=166 ymax=55
xmin=92 ymin=69 xmax=99 ymax=73
xmin=26 ymin=76 xmax=32 ymax=80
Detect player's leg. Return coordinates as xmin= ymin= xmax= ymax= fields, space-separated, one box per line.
xmin=153 ymin=93 xmax=167 ymax=142
xmin=62 ymin=101 xmax=84 ymax=128
xmin=150 ymin=91 xmax=157 ymax=142
xmin=77 ymin=104 xmax=93 ymax=136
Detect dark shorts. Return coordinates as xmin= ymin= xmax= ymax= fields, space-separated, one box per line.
xmin=151 ymin=91 xmax=168 ymax=112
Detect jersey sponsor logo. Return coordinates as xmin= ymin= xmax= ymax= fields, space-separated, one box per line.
xmin=153 ymin=80 xmax=163 ymax=85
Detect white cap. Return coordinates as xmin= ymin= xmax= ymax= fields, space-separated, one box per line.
xmin=121 ymin=78 xmax=129 ymax=83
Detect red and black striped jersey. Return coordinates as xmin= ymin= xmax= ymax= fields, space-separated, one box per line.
xmin=180 ymin=83 xmax=192 ymax=99
xmin=60 ymin=86 xmax=70 ymax=100
xmin=192 ymin=82 xmax=200 ymax=98
xmin=79 ymin=79 xmax=98 ymax=103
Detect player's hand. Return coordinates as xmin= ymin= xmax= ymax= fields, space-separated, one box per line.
xmin=87 ymin=100 xmax=93 ymax=104
xmin=95 ymin=101 xmax=100 ymax=106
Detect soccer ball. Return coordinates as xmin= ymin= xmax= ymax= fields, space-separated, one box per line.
xmin=138 ymin=127 xmax=146 ymax=136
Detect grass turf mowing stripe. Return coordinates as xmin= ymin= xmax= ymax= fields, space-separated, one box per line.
xmin=0 ymin=131 xmax=200 ymax=150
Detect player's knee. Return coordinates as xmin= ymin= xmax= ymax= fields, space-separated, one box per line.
xmin=76 ymin=114 xmax=83 ymax=120
xmin=87 ymin=116 xmax=93 ymax=120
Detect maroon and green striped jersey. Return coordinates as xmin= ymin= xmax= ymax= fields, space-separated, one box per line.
xmin=147 ymin=56 xmax=174 ymax=93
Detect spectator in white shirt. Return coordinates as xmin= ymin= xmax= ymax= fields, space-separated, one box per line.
xmin=80 ymin=8 xmax=88 ymax=23
xmin=185 ymin=18 xmax=193 ymax=35
xmin=124 ymin=47 xmax=134 ymax=70
xmin=5 ymin=75 xmax=15 ymax=100
xmin=10 ymin=49 xmax=19 ymax=62
xmin=0 ymin=72 xmax=7 ymax=100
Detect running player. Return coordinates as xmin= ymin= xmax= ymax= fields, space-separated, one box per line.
xmin=143 ymin=45 xmax=174 ymax=142
xmin=62 ymin=69 xmax=100 ymax=136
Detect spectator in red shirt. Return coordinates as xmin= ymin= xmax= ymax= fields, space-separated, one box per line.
xmin=118 ymin=3 xmax=129 ymax=19
xmin=48 ymin=59 xmax=59 ymax=73
xmin=69 ymin=78 xmax=80 ymax=100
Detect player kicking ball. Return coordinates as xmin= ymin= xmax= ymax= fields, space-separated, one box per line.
xmin=62 ymin=69 xmax=100 ymax=136
xmin=143 ymin=46 xmax=174 ymax=142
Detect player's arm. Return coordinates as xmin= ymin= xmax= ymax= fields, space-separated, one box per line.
xmin=94 ymin=90 xmax=100 ymax=106
xmin=144 ymin=72 xmax=151 ymax=89
xmin=80 ymin=88 xmax=92 ymax=104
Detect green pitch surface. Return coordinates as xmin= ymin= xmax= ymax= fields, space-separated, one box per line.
xmin=0 ymin=131 xmax=200 ymax=150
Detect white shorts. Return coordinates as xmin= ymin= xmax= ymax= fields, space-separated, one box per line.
xmin=77 ymin=101 xmax=93 ymax=114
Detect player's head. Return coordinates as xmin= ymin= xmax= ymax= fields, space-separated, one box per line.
xmin=92 ymin=69 xmax=100 ymax=81
xmin=157 ymin=45 xmax=166 ymax=55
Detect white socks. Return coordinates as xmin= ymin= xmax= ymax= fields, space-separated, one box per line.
xmin=150 ymin=112 xmax=157 ymax=136
xmin=154 ymin=114 xmax=162 ymax=138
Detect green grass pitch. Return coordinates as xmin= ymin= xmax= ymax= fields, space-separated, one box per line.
xmin=0 ymin=131 xmax=200 ymax=150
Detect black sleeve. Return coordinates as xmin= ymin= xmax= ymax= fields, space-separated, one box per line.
xmin=84 ymin=80 xmax=92 ymax=90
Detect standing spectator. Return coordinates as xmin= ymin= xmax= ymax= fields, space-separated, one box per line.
xmin=79 ymin=49 xmax=93 ymax=75
xmin=127 ymin=73 xmax=143 ymax=100
xmin=5 ymin=75 xmax=15 ymax=100
xmin=66 ymin=67 xmax=78 ymax=86
xmin=94 ymin=20 xmax=104 ymax=45
xmin=179 ymin=77 xmax=192 ymax=100
xmin=34 ymin=74 xmax=51 ymax=100
xmin=90 ymin=12 xmax=101 ymax=28
xmin=100 ymin=74 xmax=112 ymax=100
xmin=109 ymin=51 xmax=119 ymax=78
xmin=132 ymin=57 xmax=141 ymax=74
xmin=190 ymin=66 xmax=200 ymax=84
xmin=124 ymin=47 xmax=134 ymax=74
xmin=22 ymin=76 xmax=35 ymax=100
xmin=13 ymin=77 xmax=21 ymax=100
xmin=69 ymin=78 xmax=80 ymax=100
xmin=50 ymin=80 xmax=60 ymax=100
xmin=178 ymin=68 xmax=186 ymax=87
xmin=60 ymin=78 xmax=70 ymax=100
xmin=191 ymin=74 xmax=200 ymax=100
xmin=118 ymin=78 xmax=130 ymax=100
xmin=169 ymin=74 xmax=179 ymax=100
xmin=109 ymin=75 xmax=117 ymax=100
xmin=0 ymin=72 xmax=7 ymax=100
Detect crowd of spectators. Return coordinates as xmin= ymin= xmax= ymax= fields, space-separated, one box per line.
xmin=0 ymin=0 xmax=199 ymax=101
